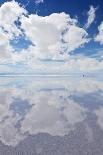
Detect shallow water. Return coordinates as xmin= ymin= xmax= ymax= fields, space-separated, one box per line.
xmin=0 ymin=77 xmax=103 ymax=155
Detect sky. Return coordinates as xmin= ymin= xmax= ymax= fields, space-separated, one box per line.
xmin=0 ymin=0 xmax=103 ymax=74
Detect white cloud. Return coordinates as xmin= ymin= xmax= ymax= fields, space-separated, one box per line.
xmin=21 ymin=14 xmax=61 ymax=59
xmin=0 ymin=1 xmax=26 ymax=63
xmin=95 ymin=22 xmax=103 ymax=44
xmin=21 ymin=13 xmax=89 ymax=59
xmin=0 ymin=1 xmax=102 ymax=73
xmin=85 ymin=5 xmax=97 ymax=29
xmin=35 ymin=0 xmax=44 ymax=4
xmin=63 ymin=25 xmax=89 ymax=51
xmin=0 ymin=28 xmax=14 ymax=63
xmin=0 ymin=1 xmax=89 ymax=63
xmin=12 ymin=51 xmax=103 ymax=74
xmin=0 ymin=1 xmax=26 ymax=36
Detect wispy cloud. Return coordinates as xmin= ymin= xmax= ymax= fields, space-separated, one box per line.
xmin=85 ymin=5 xmax=97 ymax=29
xmin=95 ymin=22 xmax=103 ymax=44
xmin=35 ymin=0 xmax=44 ymax=4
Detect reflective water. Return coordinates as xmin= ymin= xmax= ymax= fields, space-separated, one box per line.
xmin=0 ymin=77 xmax=103 ymax=155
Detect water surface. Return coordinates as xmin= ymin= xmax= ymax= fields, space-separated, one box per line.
xmin=0 ymin=77 xmax=103 ymax=155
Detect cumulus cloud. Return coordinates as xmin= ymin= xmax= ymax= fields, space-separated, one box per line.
xmin=0 ymin=1 xmax=26 ymax=63
xmin=63 ymin=25 xmax=89 ymax=51
xmin=0 ymin=1 xmax=102 ymax=73
xmin=95 ymin=22 xmax=103 ymax=44
xmin=0 ymin=28 xmax=14 ymax=63
xmin=0 ymin=1 xmax=26 ymax=36
xmin=20 ymin=12 xmax=90 ymax=59
xmin=0 ymin=1 xmax=90 ymax=63
xmin=85 ymin=5 xmax=97 ymax=29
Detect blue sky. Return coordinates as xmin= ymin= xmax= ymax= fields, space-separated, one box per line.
xmin=0 ymin=0 xmax=103 ymax=74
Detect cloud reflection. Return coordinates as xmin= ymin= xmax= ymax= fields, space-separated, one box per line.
xmin=0 ymin=77 xmax=102 ymax=146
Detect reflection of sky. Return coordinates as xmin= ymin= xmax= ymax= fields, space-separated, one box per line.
xmin=0 ymin=77 xmax=103 ymax=147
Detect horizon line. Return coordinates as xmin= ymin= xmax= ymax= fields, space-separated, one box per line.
xmin=0 ymin=74 xmax=84 ymax=77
